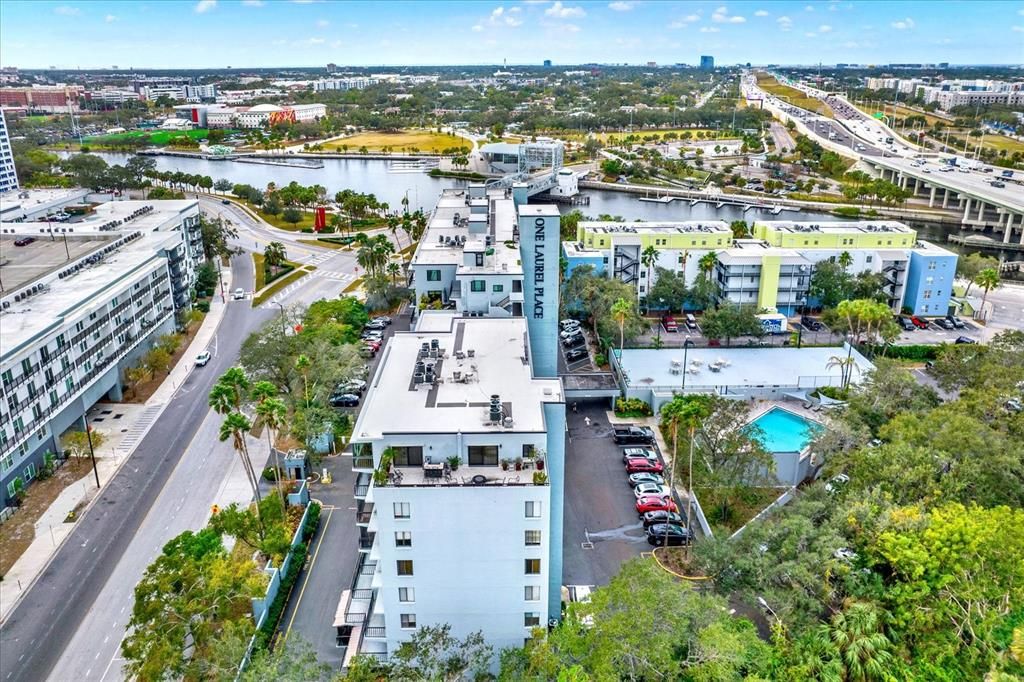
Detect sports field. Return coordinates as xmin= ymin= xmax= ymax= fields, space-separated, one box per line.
xmin=755 ymin=73 xmax=834 ymax=118
xmin=323 ymin=130 xmax=468 ymax=154
xmin=83 ymin=129 xmax=223 ymax=145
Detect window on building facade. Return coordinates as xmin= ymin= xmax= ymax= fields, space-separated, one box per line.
xmin=525 ymin=530 xmax=541 ymax=546
xmin=427 ymin=270 xmax=441 ymax=281
xmin=525 ymin=500 xmax=542 ymax=518
xmin=525 ymin=559 xmax=541 ymax=575
xmin=394 ymin=502 xmax=411 ymax=519
xmin=1 ymin=370 xmax=11 ymax=387
xmin=392 ymin=446 xmax=424 ymax=466
xmin=525 ymin=586 xmax=541 ymax=601
xmin=468 ymin=445 xmax=499 ymax=466
xmin=470 ymin=280 xmax=486 ymax=293
xmin=395 ymin=531 xmax=412 ymax=547
xmin=1 ymin=453 xmax=12 ymax=472
xmin=397 ymin=560 xmax=414 ymax=576
xmin=928 ymin=261 xmax=936 ymax=270
xmin=923 ymin=290 xmax=932 ymax=299
xmin=475 ymin=253 xmax=484 ymax=267
xmin=400 ymin=614 xmax=417 ymax=629
xmin=399 ymin=587 xmax=415 ymax=603
xmin=524 ymin=612 xmax=541 ymax=627
xmin=493 ymin=284 xmax=504 ymax=292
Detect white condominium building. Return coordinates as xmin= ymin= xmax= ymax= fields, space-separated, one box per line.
xmin=337 ymin=313 xmax=565 ymax=666
xmin=0 ymin=109 xmax=17 ymax=193
xmin=0 ymin=199 xmax=202 ymax=506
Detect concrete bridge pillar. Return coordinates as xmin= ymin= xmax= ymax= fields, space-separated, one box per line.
xmin=1019 ymin=215 xmax=1024 ymax=245
xmin=928 ymin=186 xmax=937 ymax=208
xmin=942 ymin=188 xmax=950 ymax=209
xmin=962 ymin=197 xmax=972 ymax=222
xmin=976 ymin=201 xmax=985 ymax=223
xmin=1003 ymin=212 xmax=1015 ymax=244
xmin=899 ymin=174 xmax=907 ymax=190
xmin=913 ymin=177 xmax=920 ymax=194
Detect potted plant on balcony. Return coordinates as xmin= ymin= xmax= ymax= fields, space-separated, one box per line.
xmin=446 ymin=455 xmax=461 ymax=471
xmin=514 ymin=457 xmax=524 ymax=471
xmin=533 ymin=448 xmax=546 ymax=471
xmin=532 ymin=470 xmax=548 ymax=485
xmin=501 ymin=458 xmax=511 ymax=471
xmin=373 ymin=448 xmax=395 ymax=486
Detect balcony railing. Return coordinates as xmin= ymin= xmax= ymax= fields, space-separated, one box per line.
xmin=360 ymin=559 xmax=378 ymax=576
xmin=353 ymin=456 xmax=374 ymax=470
xmin=352 ymin=588 xmax=374 ymax=600
xmin=355 ymin=502 xmax=374 ymax=524
xmin=353 ymin=472 xmax=371 ymax=498
xmin=358 ymin=532 xmax=376 ymax=550
xmin=365 ymin=627 xmax=387 ymax=638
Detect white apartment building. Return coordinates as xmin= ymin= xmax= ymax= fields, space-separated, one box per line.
xmin=314 ymin=77 xmax=379 ymax=92
xmin=338 ymin=313 xmax=565 ymax=666
xmin=85 ymin=89 xmax=143 ymax=105
xmin=0 ymin=109 xmax=17 ymax=193
xmin=0 ymin=199 xmax=203 ymax=506
xmin=183 ymin=84 xmax=217 ymax=102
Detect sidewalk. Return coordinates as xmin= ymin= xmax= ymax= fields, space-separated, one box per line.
xmin=0 ymin=267 xmax=234 ymax=621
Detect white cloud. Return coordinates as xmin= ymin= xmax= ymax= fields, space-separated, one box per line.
xmin=828 ymin=1 xmax=839 ymax=10
xmin=777 ymin=15 xmax=792 ymax=30
xmin=608 ymin=1 xmax=634 ymax=10
xmin=105 ymin=14 xmax=117 ymax=22
xmin=890 ymin=17 xmax=915 ymax=29
xmin=564 ymin=23 xmax=582 ymax=32
xmin=711 ymin=6 xmax=745 ymax=23
xmin=699 ymin=26 xmax=720 ymax=32
xmin=804 ymin=4 xmax=814 ymax=10
xmin=292 ymin=0 xmax=320 ymax=4
xmin=489 ymin=6 xmax=523 ymax=27
xmin=316 ymin=19 xmax=329 ymax=27
xmin=53 ymin=5 xmax=80 ymax=15
xmin=843 ymin=40 xmax=859 ymax=48
xmin=754 ymin=9 xmax=769 ymax=16
xmin=194 ymin=0 xmax=216 ymax=13
xmin=472 ymin=23 xmax=484 ymax=31
xmin=1019 ymin=8 xmax=1024 ymax=15
xmin=307 ymin=37 xmax=325 ymax=44
xmin=241 ymin=0 xmax=264 ymax=5
xmin=1013 ymin=25 xmax=1024 ymax=32
xmin=545 ymin=2 xmax=586 ymax=19
xmin=804 ymin=32 xmax=816 ymax=37
xmin=508 ymin=6 xmax=521 ymax=12
xmin=818 ymin=24 xmax=832 ymax=32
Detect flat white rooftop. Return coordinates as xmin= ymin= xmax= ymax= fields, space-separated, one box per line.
xmin=580 ymin=220 xmax=730 ymax=235
xmin=0 ymin=188 xmax=90 ymax=221
xmin=412 ymin=189 xmax=522 ymax=273
xmin=354 ymin=314 xmax=562 ymax=439
xmin=755 ymin=220 xmax=914 ymax=234
xmin=617 ymin=345 xmax=873 ymax=392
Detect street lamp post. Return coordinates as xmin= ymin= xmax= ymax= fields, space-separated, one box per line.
xmin=85 ymin=423 xmax=100 ymax=489
xmin=275 ymin=302 xmax=287 ymax=336
xmin=680 ymin=336 xmax=693 ymax=393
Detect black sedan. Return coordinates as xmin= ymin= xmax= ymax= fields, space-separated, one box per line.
xmin=562 ymin=334 xmax=585 ymax=348
xmin=329 ymin=392 xmax=360 ymax=408
xmin=935 ymin=318 xmax=955 ymax=330
xmin=14 ymin=237 xmax=35 ymax=247
xmin=565 ymin=347 xmax=588 ymax=362
xmin=646 ymin=523 xmax=692 ymax=546
xmin=955 ymin=336 xmax=977 ymax=345
xmin=641 ymin=510 xmax=686 ymax=528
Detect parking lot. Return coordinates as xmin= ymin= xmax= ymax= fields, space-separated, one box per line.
xmin=562 ymin=404 xmax=661 ymax=586
xmin=634 ymin=316 xmax=843 ymax=349
xmin=893 ymin=316 xmax=982 ymax=345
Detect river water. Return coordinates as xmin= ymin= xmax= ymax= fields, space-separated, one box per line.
xmin=86 ymin=152 xmax=1014 ymax=266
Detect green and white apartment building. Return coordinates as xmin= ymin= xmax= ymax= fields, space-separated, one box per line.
xmin=563 ymin=219 xmax=958 ymax=316
xmin=0 ymin=197 xmax=203 ymax=506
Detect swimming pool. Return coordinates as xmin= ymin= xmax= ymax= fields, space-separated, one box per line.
xmin=748 ymin=407 xmax=820 ymax=453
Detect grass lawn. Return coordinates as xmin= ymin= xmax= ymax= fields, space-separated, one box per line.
xmin=756 ymin=73 xmax=834 ymax=118
xmin=252 ymin=268 xmax=313 ymax=307
xmin=297 ymin=238 xmax=350 ymax=250
xmin=237 ymin=199 xmax=316 ymax=231
xmin=697 ymin=486 xmax=787 ymax=535
xmin=555 ymin=128 xmax=732 ymax=144
xmin=945 ymin=133 xmax=1024 ymax=156
xmin=322 ymin=129 xmax=468 ymax=154
xmin=851 ymin=101 xmax=949 ymax=128
xmin=253 ymin=253 xmax=301 ymax=291
xmin=82 ymin=128 xmax=235 ymax=146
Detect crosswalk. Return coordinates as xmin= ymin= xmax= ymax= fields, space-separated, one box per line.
xmin=113 ymin=404 xmax=164 ymax=457
xmin=312 ymin=270 xmax=357 ymax=283
xmin=303 ymin=252 xmax=334 ymax=267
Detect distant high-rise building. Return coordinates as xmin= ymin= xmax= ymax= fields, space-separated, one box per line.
xmin=700 ymin=55 xmax=714 ymax=71
xmin=0 ymin=109 xmax=19 ymax=193
xmin=543 ymin=59 xmax=552 ymax=67
xmin=327 ymin=62 xmax=339 ymax=73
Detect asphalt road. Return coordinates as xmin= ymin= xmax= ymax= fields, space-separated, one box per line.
xmin=0 ymin=255 xmax=272 ymax=682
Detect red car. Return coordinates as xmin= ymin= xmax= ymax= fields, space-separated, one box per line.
xmin=910 ymin=316 xmax=929 ymax=329
xmin=635 ymin=494 xmax=678 ymax=515
xmin=625 ymin=457 xmax=664 ymax=474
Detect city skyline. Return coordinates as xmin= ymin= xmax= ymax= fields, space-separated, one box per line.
xmin=1 ymin=0 xmax=1022 ymax=69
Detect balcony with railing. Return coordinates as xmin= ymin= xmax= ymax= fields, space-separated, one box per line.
xmin=357 ymin=531 xmax=376 ymax=552
xmin=355 ymin=501 xmax=374 ymax=525
xmin=353 ymin=472 xmax=371 ymax=499
xmin=364 ymin=614 xmax=387 ymax=639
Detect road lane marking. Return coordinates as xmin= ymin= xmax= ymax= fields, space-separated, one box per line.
xmin=281 ymin=507 xmax=332 ymax=645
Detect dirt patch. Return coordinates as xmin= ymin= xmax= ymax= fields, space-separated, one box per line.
xmin=122 ymin=318 xmax=204 ymax=404
xmin=698 ymin=487 xmax=786 ymax=535
xmin=0 ymin=458 xmax=94 ymax=577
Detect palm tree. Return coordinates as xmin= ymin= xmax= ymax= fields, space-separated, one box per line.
xmin=218 ymin=411 xmax=263 ymax=533
xmin=659 ymin=396 xmax=710 ymax=553
xmin=640 ymin=245 xmax=658 ymax=304
xmin=386 ymin=261 xmax=401 ymax=284
xmin=387 ymin=215 xmax=401 ymax=248
xmin=264 ymin=241 xmax=287 ymax=268
xmin=826 ymin=355 xmax=857 ymax=390
xmin=838 ymin=251 xmax=853 ymax=272
xmin=973 ymin=267 xmax=1001 ymax=321
xmin=816 ymin=601 xmax=894 ymax=682
xmin=217 ymin=367 xmax=251 ymax=408
xmin=611 ymin=297 xmax=632 ymax=352
xmin=295 ymin=354 xmax=311 ymax=406
xmin=255 ymin=396 xmax=288 ymax=517
xmin=698 ymin=251 xmax=718 ymax=281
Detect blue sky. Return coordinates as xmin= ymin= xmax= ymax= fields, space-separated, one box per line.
xmin=1 ymin=1 xmax=1021 ymax=69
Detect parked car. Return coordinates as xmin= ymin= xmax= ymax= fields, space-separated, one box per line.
xmin=362 ymin=329 xmax=385 ymax=342
xmin=613 ymin=426 xmax=656 ymax=445
xmin=897 ymin=316 xmax=916 ymax=331
xmin=910 ymin=316 xmax=929 ymax=330
xmin=363 ymin=339 xmax=382 ymax=352
xmin=824 ymin=473 xmax=850 ymax=493
xmin=634 ymin=482 xmax=671 ymax=498
xmin=628 ymin=472 xmax=665 ymax=487
xmin=661 ymin=315 xmax=679 ymax=333
xmin=685 ymin=313 xmax=698 ymax=330
xmin=641 ymin=510 xmax=685 ymax=528
xmin=364 ymin=319 xmax=388 ymax=331
xmin=560 ymin=327 xmax=583 ymax=340
xmin=232 ymin=288 xmax=246 ymax=300
xmin=621 ymin=447 xmax=658 ymax=463
xmin=194 ymin=351 xmax=212 ymax=367
xmin=646 ymin=523 xmax=692 ymax=546
xmin=565 ymin=347 xmax=588 ymax=362
xmin=329 ymin=392 xmax=360 ymax=408
xmin=955 ymin=336 xmax=977 ymax=344
xmin=801 ymin=316 xmax=824 ymax=331
xmin=562 ymin=334 xmax=585 ymax=349
xmin=337 ymin=378 xmax=367 ymax=394
xmin=560 ymin=319 xmax=581 ymax=331
xmin=946 ymin=315 xmax=966 ymax=329
xmin=372 ymin=315 xmax=392 ymax=326
xmin=935 ymin=317 xmax=955 ymax=330
xmin=14 ymin=237 xmax=36 ymax=246
xmin=635 ymin=494 xmax=678 ymax=515
xmin=625 ymin=458 xmax=664 ymax=474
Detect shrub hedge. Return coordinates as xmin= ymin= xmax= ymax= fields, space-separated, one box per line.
xmin=871 ymin=344 xmax=941 ymax=361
